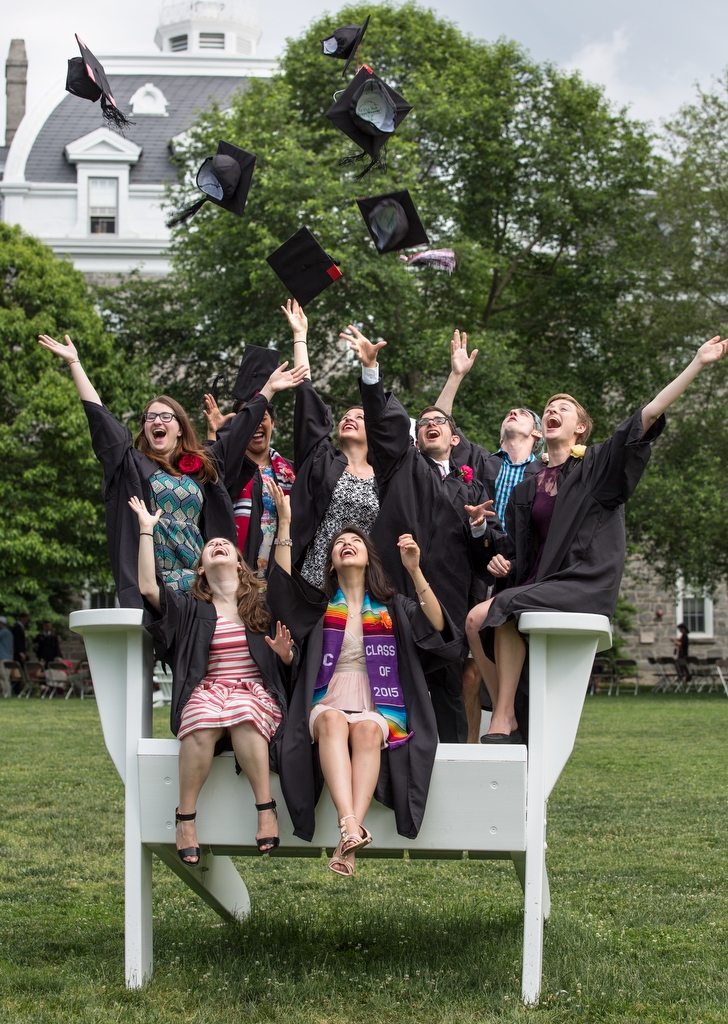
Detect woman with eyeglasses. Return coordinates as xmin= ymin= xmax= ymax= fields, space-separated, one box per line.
xmin=282 ymin=301 xmax=380 ymax=590
xmin=38 ymin=333 xmax=306 ymax=607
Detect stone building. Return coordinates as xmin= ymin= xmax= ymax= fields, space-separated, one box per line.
xmin=0 ymin=1 xmax=276 ymax=279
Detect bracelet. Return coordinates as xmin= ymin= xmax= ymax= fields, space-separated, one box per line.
xmin=293 ymin=339 xmax=307 ymax=345
xmin=139 ymin=533 xmax=154 ymax=537
xmin=68 ymin=359 xmax=80 ymax=366
xmin=416 ymin=584 xmax=431 ymax=607
xmin=274 ymin=537 xmax=293 ymax=546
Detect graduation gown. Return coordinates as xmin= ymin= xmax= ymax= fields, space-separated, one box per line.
xmin=290 ymin=379 xmax=361 ymax=570
xmin=358 ymin=378 xmax=494 ymax=630
xmin=265 ymin=561 xmax=462 ymax=841
xmin=143 ymin=580 xmax=290 ymax=743
xmin=485 ymin=408 xmax=665 ymax=626
xmin=83 ymin=397 xmax=268 ymax=608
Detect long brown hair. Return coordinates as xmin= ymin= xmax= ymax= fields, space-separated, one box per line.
xmin=134 ymin=395 xmax=218 ymax=484
xmin=190 ymin=541 xmax=270 ymax=633
xmin=323 ymin=526 xmax=395 ymax=603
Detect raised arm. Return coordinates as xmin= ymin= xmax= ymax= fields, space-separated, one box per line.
xmin=435 ymin=330 xmax=478 ymax=416
xmin=265 ymin=477 xmax=292 ymax=576
xmin=641 ymin=335 xmax=728 ymax=433
xmin=38 ymin=334 xmax=102 ymax=405
xmin=127 ymin=496 xmax=163 ymax=613
xmin=281 ymin=299 xmax=311 ymax=380
xmin=397 ymin=533 xmax=445 ymax=632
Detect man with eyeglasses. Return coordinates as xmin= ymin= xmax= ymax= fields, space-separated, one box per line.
xmin=341 ymin=325 xmax=498 ymax=743
xmin=436 ymin=331 xmax=543 ymax=741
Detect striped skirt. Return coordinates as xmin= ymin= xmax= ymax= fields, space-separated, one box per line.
xmin=178 ymin=678 xmax=282 ymax=741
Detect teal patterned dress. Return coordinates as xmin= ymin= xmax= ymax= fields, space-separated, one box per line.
xmin=149 ymin=469 xmax=204 ymax=591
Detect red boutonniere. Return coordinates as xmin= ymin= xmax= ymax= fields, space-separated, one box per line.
xmin=178 ymin=453 xmax=203 ymax=474
xmin=380 ymin=611 xmax=393 ymax=630
xmin=459 ymin=465 xmax=473 ymax=483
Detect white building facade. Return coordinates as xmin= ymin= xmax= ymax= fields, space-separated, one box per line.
xmin=0 ymin=2 xmax=276 ymax=278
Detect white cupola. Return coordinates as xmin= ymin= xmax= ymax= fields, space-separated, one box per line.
xmin=154 ymin=1 xmax=261 ymax=57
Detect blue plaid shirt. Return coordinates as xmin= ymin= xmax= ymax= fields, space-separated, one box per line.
xmin=494 ymin=450 xmax=537 ymax=532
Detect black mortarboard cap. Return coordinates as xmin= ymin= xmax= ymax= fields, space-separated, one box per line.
xmin=321 ymin=15 xmax=370 ymax=76
xmin=326 ymin=66 xmax=412 ymax=176
xmin=266 ymin=227 xmax=343 ymax=307
xmin=357 ymin=190 xmax=430 ymax=253
xmin=231 ymin=345 xmax=281 ymax=406
xmin=65 ymin=34 xmax=132 ymax=130
xmin=167 ymin=140 xmax=256 ymax=227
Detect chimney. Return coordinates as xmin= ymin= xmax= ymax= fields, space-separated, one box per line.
xmin=6 ymin=39 xmax=28 ymax=147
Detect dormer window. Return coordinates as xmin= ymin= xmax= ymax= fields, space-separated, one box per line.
xmin=89 ymin=177 xmax=118 ymax=234
xmin=199 ymin=32 xmax=225 ymax=49
xmin=169 ymin=34 xmax=188 ymax=51
xmin=129 ymin=83 xmax=169 ymax=117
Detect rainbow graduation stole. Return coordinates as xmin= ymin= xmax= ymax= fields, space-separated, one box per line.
xmin=312 ymin=589 xmax=414 ymax=748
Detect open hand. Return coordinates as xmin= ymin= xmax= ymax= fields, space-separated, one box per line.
xmin=695 ymin=335 xmax=728 ymax=367
xmin=464 ymin=500 xmax=495 ymax=527
xmin=264 ymin=476 xmax=291 ymax=525
xmin=265 ymin=361 xmax=309 ymax=395
xmin=397 ymin=533 xmax=421 ymax=573
xmin=127 ymin=495 xmax=163 ymax=534
xmin=38 ymin=333 xmax=78 ymax=363
xmin=265 ymin=621 xmax=294 ymax=665
xmin=450 ymin=329 xmax=478 ymax=376
xmin=203 ymin=393 xmax=235 ymax=433
xmin=488 ymin=554 xmax=511 ymax=578
xmin=280 ymin=298 xmax=308 ymax=336
xmin=339 ymin=325 xmax=387 ymax=369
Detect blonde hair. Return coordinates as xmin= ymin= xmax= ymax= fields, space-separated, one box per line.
xmin=544 ymin=394 xmax=593 ymax=443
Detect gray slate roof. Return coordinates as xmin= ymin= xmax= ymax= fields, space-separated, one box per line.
xmin=25 ymin=75 xmax=249 ymax=184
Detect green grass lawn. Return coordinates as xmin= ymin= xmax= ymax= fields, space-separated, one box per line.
xmin=1 ymin=694 xmax=726 ymax=1023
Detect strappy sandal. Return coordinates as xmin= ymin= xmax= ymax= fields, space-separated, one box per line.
xmin=175 ymin=808 xmax=200 ymax=866
xmin=328 ymin=839 xmax=355 ymax=877
xmin=338 ymin=814 xmax=373 ymax=856
xmin=255 ymin=799 xmax=280 ymax=853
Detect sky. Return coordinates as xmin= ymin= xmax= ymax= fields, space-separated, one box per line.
xmin=2 ymin=0 xmax=728 ymax=142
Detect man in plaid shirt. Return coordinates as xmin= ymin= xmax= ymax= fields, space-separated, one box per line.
xmin=437 ymin=331 xmax=543 ymax=741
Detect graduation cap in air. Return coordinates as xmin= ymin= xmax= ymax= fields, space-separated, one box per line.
xmin=231 ymin=345 xmax=281 ymax=407
xmin=65 ymin=34 xmax=133 ymax=130
xmin=326 ymin=65 xmax=412 ymax=177
xmin=321 ymin=15 xmax=370 ymax=76
xmin=167 ymin=140 xmax=256 ymax=227
xmin=266 ymin=227 xmax=343 ymax=307
xmin=357 ymin=190 xmax=429 ymax=254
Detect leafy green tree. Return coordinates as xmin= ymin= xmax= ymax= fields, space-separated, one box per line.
xmin=0 ymin=224 xmax=150 ymax=627
xmin=105 ymin=1 xmax=657 ymax=455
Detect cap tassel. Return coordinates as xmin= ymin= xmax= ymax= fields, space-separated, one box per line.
xmin=100 ymin=97 xmax=134 ymax=131
xmin=166 ymin=197 xmax=209 ymax=228
xmin=339 ymin=144 xmax=388 ymax=180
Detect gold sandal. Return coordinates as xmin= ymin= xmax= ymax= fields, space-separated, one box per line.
xmin=338 ymin=814 xmax=373 ymax=856
xmin=328 ymin=839 xmax=355 ymax=877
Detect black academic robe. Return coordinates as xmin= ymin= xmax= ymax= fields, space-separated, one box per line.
xmin=486 ymin=408 xmax=665 ymax=627
xmin=143 ymin=580 xmax=290 ymax=743
xmin=265 ymin=561 xmax=462 ymax=841
xmin=290 ymin=379 xmax=357 ymax=570
xmin=358 ymin=378 xmax=493 ymax=630
xmin=83 ymin=397 xmax=269 ymax=608
xmin=235 ymin=453 xmax=295 ymax=574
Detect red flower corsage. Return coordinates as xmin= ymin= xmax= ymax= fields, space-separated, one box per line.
xmin=178 ymin=453 xmax=203 ymax=474
xmin=459 ymin=465 xmax=474 ymax=483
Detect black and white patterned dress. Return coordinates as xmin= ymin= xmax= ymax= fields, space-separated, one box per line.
xmin=300 ymin=471 xmax=379 ymax=589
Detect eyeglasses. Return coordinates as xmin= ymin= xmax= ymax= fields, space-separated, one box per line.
xmin=415 ymin=416 xmax=451 ymax=429
xmin=143 ymin=411 xmax=178 ymax=423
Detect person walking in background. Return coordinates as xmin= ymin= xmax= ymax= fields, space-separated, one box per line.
xmin=12 ymin=612 xmax=29 ymax=666
xmin=0 ymin=617 xmax=13 ymax=662
xmin=34 ymin=621 xmax=62 ymax=666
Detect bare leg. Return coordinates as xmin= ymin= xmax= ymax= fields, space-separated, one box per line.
xmin=465 ymin=597 xmax=494 ymax=687
xmin=313 ymin=710 xmax=355 ymax=823
xmin=177 ymin=727 xmax=224 ymax=860
xmin=229 ymin=721 xmax=277 ymax=850
xmin=462 ymin=658 xmax=483 ymax=743
xmin=488 ymin=619 xmax=526 ymax=736
xmin=343 ymin=719 xmax=383 ymax=870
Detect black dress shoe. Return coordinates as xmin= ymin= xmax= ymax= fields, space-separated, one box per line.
xmin=480 ymin=730 xmax=523 ymax=745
